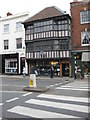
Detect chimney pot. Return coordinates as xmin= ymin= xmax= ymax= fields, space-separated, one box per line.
xmin=7 ymin=12 xmax=12 ymax=16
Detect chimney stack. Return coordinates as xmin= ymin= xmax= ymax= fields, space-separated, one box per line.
xmin=7 ymin=12 xmax=12 ymax=16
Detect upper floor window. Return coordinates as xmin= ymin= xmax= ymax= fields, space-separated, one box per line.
xmin=16 ymin=38 xmax=22 ymax=49
xmin=4 ymin=24 xmax=9 ymax=33
xmin=4 ymin=40 xmax=9 ymax=50
xmin=81 ymin=31 xmax=90 ymax=46
xmin=80 ymin=10 xmax=90 ymax=24
xmin=16 ymin=22 xmax=22 ymax=31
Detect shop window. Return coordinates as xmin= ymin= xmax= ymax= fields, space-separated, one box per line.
xmin=81 ymin=31 xmax=90 ymax=46
xmin=5 ymin=59 xmax=17 ymax=74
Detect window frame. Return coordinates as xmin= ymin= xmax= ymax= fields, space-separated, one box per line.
xmin=4 ymin=24 xmax=9 ymax=33
xmin=4 ymin=40 xmax=9 ymax=50
xmin=16 ymin=38 xmax=22 ymax=49
xmin=80 ymin=10 xmax=90 ymax=24
xmin=16 ymin=21 xmax=22 ymax=31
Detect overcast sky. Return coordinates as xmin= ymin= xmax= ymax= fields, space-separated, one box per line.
xmin=0 ymin=0 xmax=74 ymax=17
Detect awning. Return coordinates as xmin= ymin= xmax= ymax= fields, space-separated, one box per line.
xmin=82 ymin=52 xmax=90 ymax=62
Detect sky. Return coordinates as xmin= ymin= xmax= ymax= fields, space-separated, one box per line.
xmin=0 ymin=0 xmax=74 ymax=18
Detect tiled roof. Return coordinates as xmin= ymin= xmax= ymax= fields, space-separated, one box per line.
xmin=23 ymin=6 xmax=66 ymax=23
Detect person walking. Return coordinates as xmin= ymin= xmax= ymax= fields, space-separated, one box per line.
xmin=74 ymin=65 xmax=77 ymax=79
xmin=50 ymin=66 xmax=54 ymax=78
xmin=23 ymin=67 xmax=26 ymax=77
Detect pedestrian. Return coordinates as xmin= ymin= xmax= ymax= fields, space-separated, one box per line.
xmin=74 ymin=65 xmax=77 ymax=79
xmin=77 ymin=66 xmax=82 ymax=79
xmin=50 ymin=66 xmax=54 ymax=78
xmin=34 ymin=69 xmax=38 ymax=77
xmin=23 ymin=67 xmax=26 ymax=77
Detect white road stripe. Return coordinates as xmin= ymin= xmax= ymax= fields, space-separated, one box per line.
xmin=0 ymin=91 xmax=26 ymax=93
xmin=49 ymin=85 xmax=54 ymax=87
xmin=6 ymin=97 xmax=19 ymax=103
xmin=55 ymin=83 xmax=60 ymax=86
xmin=0 ymin=103 xmax=4 ymax=106
xmin=61 ymin=86 xmax=90 ymax=89
xmin=22 ymin=92 xmax=32 ymax=96
xmin=56 ymin=87 xmax=89 ymax=91
xmin=7 ymin=105 xmax=80 ymax=118
xmin=37 ymin=94 xmax=88 ymax=103
xmin=25 ymin=99 xmax=89 ymax=113
xmin=0 ymin=84 xmax=25 ymax=87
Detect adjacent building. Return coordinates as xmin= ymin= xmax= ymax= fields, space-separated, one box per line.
xmin=23 ymin=6 xmax=72 ymax=77
xmin=70 ymin=0 xmax=90 ymax=78
xmin=0 ymin=12 xmax=29 ymax=74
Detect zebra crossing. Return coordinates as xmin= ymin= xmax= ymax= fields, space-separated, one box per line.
xmin=56 ymin=81 xmax=89 ymax=91
xmin=7 ymin=84 xmax=89 ymax=119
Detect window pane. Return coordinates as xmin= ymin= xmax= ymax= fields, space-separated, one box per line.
xmin=80 ymin=10 xmax=90 ymax=24
xmin=4 ymin=40 xmax=9 ymax=50
xmin=4 ymin=24 xmax=9 ymax=32
xmin=16 ymin=38 xmax=22 ymax=49
xmin=16 ymin=22 xmax=22 ymax=31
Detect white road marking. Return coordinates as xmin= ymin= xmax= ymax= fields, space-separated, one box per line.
xmin=0 ymin=91 xmax=26 ymax=93
xmin=37 ymin=94 xmax=88 ymax=103
xmin=7 ymin=105 xmax=80 ymax=118
xmin=0 ymin=103 xmax=4 ymax=106
xmin=6 ymin=97 xmax=19 ymax=103
xmin=49 ymin=85 xmax=54 ymax=87
xmin=22 ymin=92 xmax=32 ymax=96
xmin=56 ymin=87 xmax=89 ymax=91
xmin=25 ymin=99 xmax=89 ymax=113
xmin=0 ymin=84 xmax=25 ymax=87
xmin=55 ymin=83 xmax=60 ymax=86
xmin=61 ymin=85 xmax=90 ymax=89
xmin=48 ymin=83 xmax=62 ymax=88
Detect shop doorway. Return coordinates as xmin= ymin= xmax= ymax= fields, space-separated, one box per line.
xmin=20 ymin=57 xmax=25 ymax=74
xmin=62 ymin=63 xmax=69 ymax=76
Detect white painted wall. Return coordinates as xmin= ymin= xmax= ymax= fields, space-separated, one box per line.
xmin=0 ymin=12 xmax=29 ymax=74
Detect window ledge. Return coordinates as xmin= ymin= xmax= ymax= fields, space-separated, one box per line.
xmin=82 ymin=44 xmax=90 ymax=46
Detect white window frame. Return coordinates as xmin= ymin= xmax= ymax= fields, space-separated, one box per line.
xmin=4 ymin=24 xmax=9 ymax=33
xmin=80 ymin=10 xmax=90 ymax=24
xmin=16 ymin=21 xmax=22 ymax=31
xmin=4 ymin=40 xmax=9 ymax=50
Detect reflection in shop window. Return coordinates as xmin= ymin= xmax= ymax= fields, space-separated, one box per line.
xmin=81 ymin=31 xmax=90 ymax=46
xmin=5 ymin=59 xmax=17 ymax=74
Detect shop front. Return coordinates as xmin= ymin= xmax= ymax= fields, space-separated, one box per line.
xmin=27 ymin=58 xmax=71 ymax=77
xmin=2 ymin=53 xmax=19 ymax=74
xmin=82 ymin=51 xmax=90 ymax=78
xmin=71 ymin=51 xmax=90 ymax=78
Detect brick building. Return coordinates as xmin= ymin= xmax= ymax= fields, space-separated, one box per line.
xmin=70 ymin=0 xmax=90 ymax=78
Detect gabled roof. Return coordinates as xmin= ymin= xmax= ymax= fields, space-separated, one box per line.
xmin=23 ymin=6 xmax=66 ymax=23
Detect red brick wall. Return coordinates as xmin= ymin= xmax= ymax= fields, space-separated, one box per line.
xmin=70 ymin=2 xmax=90 ymax=51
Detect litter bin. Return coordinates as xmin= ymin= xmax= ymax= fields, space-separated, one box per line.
xmin=29 ymin=74 xmax=36 ymax=88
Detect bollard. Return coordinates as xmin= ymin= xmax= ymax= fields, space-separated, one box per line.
xmin=29 ymin=74 xmax=36 ymax=88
